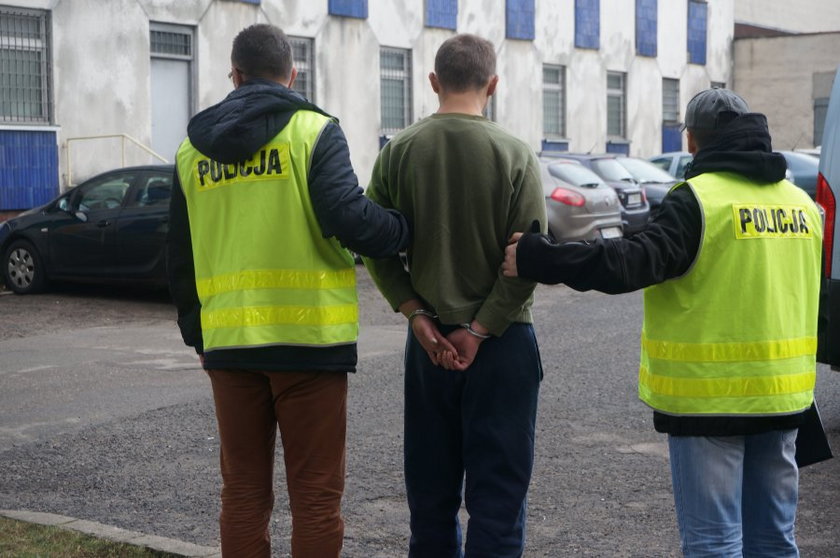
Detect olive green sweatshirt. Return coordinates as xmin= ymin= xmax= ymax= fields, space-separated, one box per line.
xmin=363 ymin=113 xmax=547 ymax=336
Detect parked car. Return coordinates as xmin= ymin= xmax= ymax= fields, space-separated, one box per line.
xmin=816 ymin=66 xmax=840 ymax=370
xmin=650 ymin=149 xmax=813 ymax=198
xmin=649 ymin=151 xmax=693 ymax=180
xmin=613 ymin=156 xmax=678 ymax=215
xmin=542 ymin=153 xmax=650 ymax=236
xmin=780 ymin=150 xmax=819 ymax=199
xmin=538 ymin=157 xmax=623 ymax=241
xmin=795 ymin=146 xmax=821 ymax=159
xmin=1 ymin=165 xmax=174 ymax=294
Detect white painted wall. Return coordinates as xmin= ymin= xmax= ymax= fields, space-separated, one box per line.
xmin=735 ymin=0 xmax=840 ymax=33
xmin=5 ymin=0 xmax=744 ymax=191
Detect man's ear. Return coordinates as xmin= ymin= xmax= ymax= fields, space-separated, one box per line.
xmin=287 ymin=67 xmax=298 ymax=89
xmin=429 ymin=72 xmax=440 ymax=94
xmin=486 ymin=75 xmax=499 ymax=97
xmin=686 ymin=130 xmax=698 ymax=155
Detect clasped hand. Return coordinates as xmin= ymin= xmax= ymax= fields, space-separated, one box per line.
xmin=411 ymin=316 xmax=485 ymax=371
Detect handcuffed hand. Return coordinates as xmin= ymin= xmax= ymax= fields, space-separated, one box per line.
xmin=411 ymin=314 xmax=459 ymax=368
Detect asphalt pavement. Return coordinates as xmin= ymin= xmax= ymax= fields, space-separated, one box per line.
xmin=0 ymin=272 xmax=838 ymax=557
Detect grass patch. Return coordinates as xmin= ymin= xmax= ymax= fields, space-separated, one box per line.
xmin=0 ymin=516 xmax=181 ymax=557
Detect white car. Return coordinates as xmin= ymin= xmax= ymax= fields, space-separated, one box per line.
xmin=816 ymin=66 xmax=840 ymax=370
xmin=648 ymin=151 xmax=693 ymax=180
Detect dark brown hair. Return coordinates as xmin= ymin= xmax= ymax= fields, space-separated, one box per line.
xmin=231 ymin=24 xmax=293 ymax=80
xmin=434 ymin=34 xmax=496 ymax=93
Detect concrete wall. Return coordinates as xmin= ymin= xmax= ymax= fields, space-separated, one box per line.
xmin=734 ymin=33 xmax=840 ymax=150
xmin=735 ymin=1 xmax=840 ymax=33
xmin=3 ymin=0 xmax=740 ymax=193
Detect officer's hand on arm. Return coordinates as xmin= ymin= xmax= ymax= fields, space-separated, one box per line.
xmin=502 ymin=233 xmax=523 ymax=277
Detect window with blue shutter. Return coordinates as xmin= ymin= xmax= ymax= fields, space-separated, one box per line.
xmin=635 ymin=0 xmax=657 ymax=57
xmin=329 ymin=0 xmax=368 ymax=19
xmin=575 ymin=0 xmax=600 ymax=50
xmin=0 ymin=130 xmax=59 ymax=209
xmin=506 ymin=0 xmax=535 ymax=41
xmin=687 ymin=1 xmax=707 ymax=65
xmin=427 ymin=0 xmax=457 ymax=30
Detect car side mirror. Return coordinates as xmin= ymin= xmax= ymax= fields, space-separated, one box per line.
xmin=74 ymin=211 xmax=88 ymax=222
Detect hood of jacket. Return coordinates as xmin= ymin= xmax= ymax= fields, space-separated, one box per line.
xmin=186 ymin=79 xmax=330 ymax=164
xmin=685 ymin=113 xmax=787 ymax=184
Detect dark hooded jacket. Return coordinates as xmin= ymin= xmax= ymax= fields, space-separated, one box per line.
xmin=515 ymin=113 xmax=808 ymax=436
xmin=166 ymin=79 xmax=410 ymax=372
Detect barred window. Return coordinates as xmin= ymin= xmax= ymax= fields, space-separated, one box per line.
xmin=150 ymin=26 xmax=192 ymax=60
xmin=607 ymin=71 xmax=626 ymax=138
xmin=662 ymin=78 xmax=680 ymax=124
xmin=0 ymin=7 xmax=52 ymax=123
xmin=380 ymin=47 xmax=412 ymax=134
xmin=289 ymin=36 xmax=314 ymax=102
xmin=543 ymin=65 xmax=566 ymax=138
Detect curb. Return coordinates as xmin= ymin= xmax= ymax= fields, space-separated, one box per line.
xmin=0 ymin=510 xmax=221 ymax=557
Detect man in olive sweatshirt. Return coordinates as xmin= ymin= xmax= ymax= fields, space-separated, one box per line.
xmin=362 ymin=34 xmax=547 ymax=558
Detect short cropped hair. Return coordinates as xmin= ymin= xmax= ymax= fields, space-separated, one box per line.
xmin=231 ymin=24 xmax=293 ymax=80
xmin=434 ymin=34 xmax=496 ymax=93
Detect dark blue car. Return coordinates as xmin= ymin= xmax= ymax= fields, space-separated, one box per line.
xmin=1 ymin=165 xmax=174 ymax=294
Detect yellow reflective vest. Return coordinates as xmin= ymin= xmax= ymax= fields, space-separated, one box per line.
xmin=175 ymin=110 xmax=358 ymax=352
xmin=640 ymin=172 xmax=822 ymax=416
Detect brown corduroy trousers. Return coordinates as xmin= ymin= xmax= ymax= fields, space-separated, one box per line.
xmin=207 ymin=369 xmax=348 ymax=558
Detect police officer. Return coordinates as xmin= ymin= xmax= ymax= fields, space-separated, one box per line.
xmin=166 ymin=24 xmax=409 ymax=558
xmin=502 ymin=88 xmax=822 ymax=557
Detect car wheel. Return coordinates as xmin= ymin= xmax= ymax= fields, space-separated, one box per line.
xmin=3 ymin=240 xmax=48 ymax=294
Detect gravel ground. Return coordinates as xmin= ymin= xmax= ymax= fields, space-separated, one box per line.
xmin=1 ymin=270 xmax=838 ymax=557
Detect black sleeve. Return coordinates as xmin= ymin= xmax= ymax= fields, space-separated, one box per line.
xmin=516 ymin=184 xmax=702 ymax=294
xmin=308 ymin=122 xmax=411 ymax=258
xmin=165 ymin=170 xmax=203 ymax=353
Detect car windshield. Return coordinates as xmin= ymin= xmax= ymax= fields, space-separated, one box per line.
xmin=617 ymin=158 xmax=677 ymax=183
xmin=547 ymin=163 xmax=605 ymax=187
xmin=590 ymin=158 xmax=636 ymax=182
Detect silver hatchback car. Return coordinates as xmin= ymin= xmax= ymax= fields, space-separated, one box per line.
xmin=538 ymin=157 xmax=623 ymax=241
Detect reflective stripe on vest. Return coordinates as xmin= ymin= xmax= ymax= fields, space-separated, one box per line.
xmin=639 ymin=172 xmax=822 ymax=416
xmin=176 ymin=110 xmax=358 ymax=351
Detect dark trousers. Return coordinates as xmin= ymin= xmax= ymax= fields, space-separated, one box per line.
xmin=208 ymin=369 xmax=347 ymax=558
xmin=404 ymin=323 xmax=543 ymax=558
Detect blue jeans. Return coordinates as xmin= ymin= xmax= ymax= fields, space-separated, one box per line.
xmin=403 ymin=323 xmax=542 ymax=558
xmin=668 ymin=430 xmax=800 ymax=558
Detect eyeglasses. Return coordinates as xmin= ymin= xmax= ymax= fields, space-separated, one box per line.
xmin=227 ymin=68 xmax=241 ymax=81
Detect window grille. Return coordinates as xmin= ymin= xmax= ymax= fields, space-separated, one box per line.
xmin=289 ymin=36 xmax=314 ymax=102
xmin=0 ymin=7 xmax=52 ymax=123
xmin=662 ymin=78 xmax=680 ymax=124
xmin=150 ymin=26 xmax=192 ymax=60
xmin=380 ymin=47 xmax=412 ymax=134
xmin=607 ymin=71 xmax=626 ymax=138
xmin=543 ymin=65 xmax=566 ymax=138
